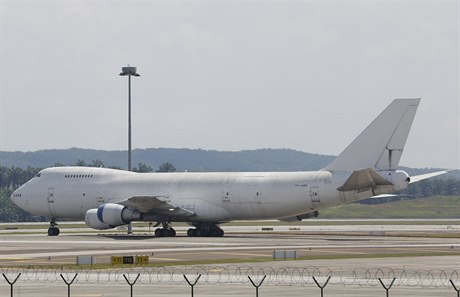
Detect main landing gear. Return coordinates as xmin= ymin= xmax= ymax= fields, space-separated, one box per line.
xmin=154 ymin=222 xmax=176 ymax=237
xmin=48 ymin=218 xmax=60 ymax=236
xmin=187 ymin=223 xmax=224 ymax=237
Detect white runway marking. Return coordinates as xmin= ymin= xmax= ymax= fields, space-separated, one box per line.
xmin=2 ymin=243 xmax=459 ymax=259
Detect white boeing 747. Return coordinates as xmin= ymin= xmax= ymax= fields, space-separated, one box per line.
xmin=11 ymin=99 xmax=447 ymax=236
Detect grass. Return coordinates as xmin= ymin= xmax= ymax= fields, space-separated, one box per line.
xmin=320 ymin=196 xmax=460 ymax=219
xmin=3 ymin=251 xmax=460 ymax=270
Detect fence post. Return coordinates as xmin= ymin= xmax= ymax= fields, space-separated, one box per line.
xmin=60 ymin=273 xmax=78 ymax=297
xmin=248 ymin=275 xmax=266 ymax=297
xmin=378 ymin=278 xmax=396 ymax=297
xmin=450 ymin=280 xmax=460 ymax=297
xmin=183 ymin=274 xmax=201 ymax=297
xmin=123 ymin=274 xmax=140 ymax=297
xmin=2 ymin=273 xmax=21 ymax=297
xmin=312 ymin=275 xmax=331 ymax=297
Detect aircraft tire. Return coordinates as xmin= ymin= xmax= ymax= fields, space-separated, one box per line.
xmin=155 ymin=228 xmax=176 ymax=237
xmin=155 ymin=228 xmax=163 ymax=237
xmin=187 ymin=228 xmax=196 ymax=237
xmin=48 ymin=227 xmax=59 ymax=236
xmin=209 ymin=228 xmax=224 ymax=237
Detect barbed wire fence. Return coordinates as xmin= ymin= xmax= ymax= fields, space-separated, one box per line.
xmin=1 ymin=266 xmax=460 ymax=296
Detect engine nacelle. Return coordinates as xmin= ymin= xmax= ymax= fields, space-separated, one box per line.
xmin=84 ymin=203 xmax=142 ymax=230
xmin=85 ymin=209 xmax=112 ymax=230
xmin=97 ymin=203 xmax=127 ymax=227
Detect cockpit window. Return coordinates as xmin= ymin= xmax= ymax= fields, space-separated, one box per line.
xmin=35 ymin=173 xmax=41 ymax=177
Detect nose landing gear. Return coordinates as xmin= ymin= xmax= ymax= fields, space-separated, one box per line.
xmin=48 ymin=218 xmax=60 ymax=236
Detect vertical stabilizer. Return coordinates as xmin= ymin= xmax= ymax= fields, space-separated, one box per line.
xmin=323 ymin=98 xmax=420 ymax=172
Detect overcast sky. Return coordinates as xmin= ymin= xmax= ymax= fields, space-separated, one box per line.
xmin=1 ymin=1 xmax=458 ymax=169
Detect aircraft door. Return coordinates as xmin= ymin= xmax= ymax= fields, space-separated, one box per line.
xmin=47 ymin=187 xmax=57 ymax=216
xmin=310 ymin=186 xmax=320 ymax=205
xmin=221 ymin=190 xmax=230 ymax=203
xmin=221 ymin=177 xmax=236 ymax=204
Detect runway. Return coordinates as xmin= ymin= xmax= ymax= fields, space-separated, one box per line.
xmin=1 ymin=223 xmax=459 ymax=296
xmin=1 ymin=222 xmax=459 ymax=266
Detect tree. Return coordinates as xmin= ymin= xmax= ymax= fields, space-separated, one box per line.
xmin=108 ymin=165 xmax=123 ymax=170
xmin=75 ymin=159 xmax=87 ymax=166
xmin=91 ymin=159 xmax=104 ymax=168
xmin=0 ymin=167 xmax=10 ymax=189
xmin=157 ymin=162 xmax=176 ymax=172
xmin=8 ymin=167 xmax=24 ymax=189
xmin=133 ymin=162 xmax=153 ymax=173
xmin=24 ymin=166 xmax=39 ymax=182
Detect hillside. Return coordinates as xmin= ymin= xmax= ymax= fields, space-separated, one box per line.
xmin=0 ymin=148 xmax=335 ymax=171
xmin=1 ymin=148 xmax=458 ymax=178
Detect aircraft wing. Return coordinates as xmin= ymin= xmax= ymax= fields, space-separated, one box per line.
xmin=118 ymin=196 xmax=195 ymax=218
xmin=337 ymin=168 xmax=393 ymax=192
xmin=409 ymin=170 xmax=451 ymax=183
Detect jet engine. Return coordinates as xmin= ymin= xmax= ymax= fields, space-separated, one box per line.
xmin=85 ymin=209 xmax=112 ymax=230
xmin=84 ymin=203 xmax=142 ymax=230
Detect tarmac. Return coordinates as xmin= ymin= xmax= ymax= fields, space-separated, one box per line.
xmin=1 ymin=221 xmax=459 ymax=296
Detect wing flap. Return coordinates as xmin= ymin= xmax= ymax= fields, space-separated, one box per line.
xmin=119 ymin=196 xmax=195 ymax=218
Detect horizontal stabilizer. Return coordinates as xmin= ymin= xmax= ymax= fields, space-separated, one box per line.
xmin=119 ymin=196 xmax=195 ymax=218
xmin=337 ymin=168 xmax=393 ymax=192
xmin=410 ymin=170 xmax=450 ymax=183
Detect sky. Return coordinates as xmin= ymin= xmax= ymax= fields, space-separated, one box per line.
xmin=0 ymin=0 xmax=459 ymax=169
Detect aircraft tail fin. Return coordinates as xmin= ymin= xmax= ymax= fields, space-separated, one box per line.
xmin=323 ymin=98 xmax=421 ymax=172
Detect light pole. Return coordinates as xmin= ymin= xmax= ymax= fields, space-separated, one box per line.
xmin=119 ymin=66 xmax=140 ymax=235
xmin=119 ymin=66 xmax=140 ymax=171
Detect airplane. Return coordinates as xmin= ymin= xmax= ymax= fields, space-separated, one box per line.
xmin=10 ymin=98 xmax=448 ymax=236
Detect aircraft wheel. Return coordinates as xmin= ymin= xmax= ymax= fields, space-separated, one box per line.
xmin=203 ymin=230 xmax=212 ymax=237
xmin=48 ymin=227 xmax=59 ymax=236
xmin=155 ymin=228 xmax=163 ymax=237
xmin=169 ymin=228 xmax=176 ymax=237
xmin=187 ymin=228 xmax=197 ymax=237
xmin=209 ymin=229 xmax=224 ymax=237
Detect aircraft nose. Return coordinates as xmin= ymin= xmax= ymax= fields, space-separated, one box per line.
xmin=10 ymin=190 xmax=22 ymax=207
